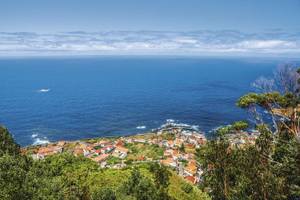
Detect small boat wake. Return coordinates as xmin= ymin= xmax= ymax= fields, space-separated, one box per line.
xmin=37 ymin=88 xmax=50 ymax=93
xmin=136 ymin=125 xmax=146 ymax=130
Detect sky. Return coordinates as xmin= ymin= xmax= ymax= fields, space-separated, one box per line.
xmin=1 ymin=0 xmax=300 ymax=32
xmin=0 ymin=0 xmax=300 ymax=56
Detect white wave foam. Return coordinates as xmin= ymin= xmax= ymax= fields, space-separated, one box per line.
xmin=191 ymin=125 xmax=199 ymax=131
xmin=37 ymin=88 xmax=50 ymax=93
xmin=33 ymin=137 xmax=50 ymax=145
xmin=31 ymin=133 xmax=38 ymax=138
xmin=166 ymin=119 xmax=175 ymax=123
xmin=136 ymin=126 xmax=146 ymax=130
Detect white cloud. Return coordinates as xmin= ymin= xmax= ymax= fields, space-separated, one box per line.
xmin=0 ymin=31 xmax=299 ymax=56
xmin=237 ymin=40 xmax=296 ymax=49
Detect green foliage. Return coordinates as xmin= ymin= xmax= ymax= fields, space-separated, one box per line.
xmin=0 ymin=154 xmax=32 ymax=200
xmin=92 ymin=188 xmax=117 ymax=200
xmin=125 ymin=143 xmax=164 ymax=161
xmin=123 ymin=168 xmax=159 ymax=200
xmin=231 ymin=121 xmax=248 ymax=131
xmin=0 ymin=127 xmax=207 ymax=200
xmin=215 ymin=121 xmax=248 ymax=137
xmin=24 ymin=153 xmax=99 ymax=200
xmin=236 ymin=92 xmax=289 ymax=108
xmin=0 ymin=126 xmax=20 ymax=156
xmin=272 ymin=131 xmax=300 ymax=199
xmin=179 ymin=143 xmax=185 ymax=153
xmin=181 ymin=183 xmax=193 ymax=194
xmin=106 ymin=155 xmax=122 ymax=165
xmin=198 ymin=122 xmax=300 ymax=200
xmin=199 ymin=137 xmax=236 ymax=199
xmin=150 ymin=163 xmax=171 ymax=188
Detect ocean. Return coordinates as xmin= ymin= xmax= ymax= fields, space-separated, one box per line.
xmin=0 ymin=57 xmax=280 ymax=146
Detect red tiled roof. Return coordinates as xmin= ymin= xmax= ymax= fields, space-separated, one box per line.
xmin=92 ymin=154 xmax=109 ymax=162
xmin=185 ymin=176 xmax=196 ymax=184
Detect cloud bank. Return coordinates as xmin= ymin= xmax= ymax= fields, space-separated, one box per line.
xmin=0 ymin=30 xmax=299 ymax=57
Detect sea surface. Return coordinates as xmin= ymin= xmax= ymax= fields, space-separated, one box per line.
xmin=0 ymin=57 xmax=283 ymax=146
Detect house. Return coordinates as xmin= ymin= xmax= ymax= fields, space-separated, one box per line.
xmin=100 ymin=161 xmax=107 ymax=168
xmin=92 ymin=154 xmax=109 ymax=163
xmin=186 ymin=143 xmax=195 ymax=149
xmin=125 ymin=138 xmax=133 ymax=143
xmin=73 ymin=148 xmax=84 ymax=156
xmin=134 ymin=138 xmax=146 ymax=143
xmin=161 ymin=157 xmax=177 ymax=168
xmin=185 ymin=176 xmax=197 ymax=184
xmin=162 ymin=140 xmax=169 ymax=147
xmin=37 ymin=145 xmax=62 ymax=159
xmin=100 ymin=145 xmax=115 ymax=154
xmin=113 ymin=146 xmax=129 ymax=159
xmin=149 ymin=138 xmax=159 ymax=145
xmin=184 ymin=160 xmax=197 ymax=176
xmin=182 ymin=130 xmax=193 ymax=136
xmin=164 ymin=149 xmax=173 ymax=157
xmin=167 ymin=140 xmax=174 ymax=148
xmin=73 ymin=147 xmax=90 ymax=157
xmin=115 ymin=140 xmax=125 ymax=147
xmin=94 ymin=140 xmax=111 ymax=148
xmin=172 ymin=149 xmax=179 ymax=160
xmin=174 ymin=138 xmax=184 ymax=147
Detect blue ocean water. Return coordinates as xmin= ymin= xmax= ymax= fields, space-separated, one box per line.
xmin=0 ymin=57 xmax=279 ymax=146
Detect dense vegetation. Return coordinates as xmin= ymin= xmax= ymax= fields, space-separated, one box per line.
xmin=196 ymin=64 xmax=300 ymax=200
xmin=0 ymin=126 xmax=209 ymax=200
xmin=1 ymin=64 xmax=300 ymax=200
xmin=197 ymin=124 xmax=300 ymax=199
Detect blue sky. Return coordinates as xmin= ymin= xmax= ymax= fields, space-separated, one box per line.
xmin=1 ymin=0 xmax=299 ymax=32
xmin=0 ymin=0 xmax=299 ymax=56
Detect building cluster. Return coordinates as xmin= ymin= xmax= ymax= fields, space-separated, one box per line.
xmin=31 ymin=138 xmax=129 ymax=169
xmin=26 ymin=121 xmax=260 ymax=185
xmin=226 ymin=130 xmax=260 ymax=147
xmin=154 ymin=122 xmax=206 ymax=184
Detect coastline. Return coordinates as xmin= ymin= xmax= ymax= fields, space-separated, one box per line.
xmin=22 ymin=120 xmax=258 ymax=185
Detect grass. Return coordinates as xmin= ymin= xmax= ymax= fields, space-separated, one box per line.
xmin=106 ymin=155 xmax=122 ymax=165
xmin=125 ymin=143 xmax=164 ymax=161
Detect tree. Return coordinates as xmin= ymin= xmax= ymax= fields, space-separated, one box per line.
xmin=149 ymin=163 xmax=171 ymax=189
xmin=274 ymin=64 xmax=300 ymax=95
xmin=272 ymin=130 xmax=300 ymax=199
xmin=179 ymin=143 xmax=185 ymax=153
xmin=123 ymin=168 xmax=159 ymax=200
xmin=149 ymin=163 xmax=172 ymax=200
xmin=92 ymin=188 xmax=117 ymax=200
xmin=247 ymin=65 xmax=300 ymax=136
xmin=246 ymin=125 xmax=282 ymax=200
xmin=199 ymin=127 xmax=236 ymax=200
xmin=0 ymin=126 xmax=20 ymax=156
xmin=231 ymin=121 xmax=249 ymax=131
xmin=237 ymin=92 xmax=300 ymax=135
xmin=0 ymin=154 xmax=32 ymax=200
xmin=252 ymin=64 xmax=300 ymax=95
xmin=252 ymin=76 xmax=275 ymax=93
xmin=197 ymin=122 xmax=293 ymax=200
xmin=25 ymin=153 xmax=99 ymax=200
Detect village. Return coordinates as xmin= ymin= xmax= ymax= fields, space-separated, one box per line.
xmin=23 ymin=120 xmax=260 ymax=185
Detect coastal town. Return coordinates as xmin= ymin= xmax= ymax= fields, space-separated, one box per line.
xmin=23 ymin=120 xmax=260 ymax=185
